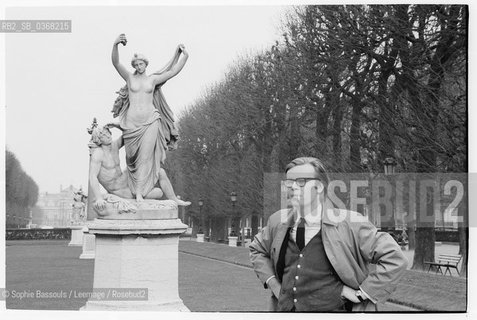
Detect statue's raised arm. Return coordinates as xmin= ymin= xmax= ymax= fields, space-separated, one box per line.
xmin=112 ymin=33 xmax=131 ymax=81
xmin=156 ymin=45 xmax=183 ymax=74
xmin=151 ymin=44 xmax=189 ymax=86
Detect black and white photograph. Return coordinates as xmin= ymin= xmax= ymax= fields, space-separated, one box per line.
xmin=1 ymin=1 xmax=472 ymax=319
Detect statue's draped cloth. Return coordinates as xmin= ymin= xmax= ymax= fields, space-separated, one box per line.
xmin=112 ymin=78 xmax=178 ymax=197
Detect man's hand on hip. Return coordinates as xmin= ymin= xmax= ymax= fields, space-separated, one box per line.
xmin=340 ymin=285 xmax=361 ymax=303
xmin=268 ymin=277 xmax=282 ymax=299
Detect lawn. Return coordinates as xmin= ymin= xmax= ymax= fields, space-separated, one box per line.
xmin=179 ymin=240 xmax=467 ymax=312
xmin=5 ymin=239 xmax=467 ymax=312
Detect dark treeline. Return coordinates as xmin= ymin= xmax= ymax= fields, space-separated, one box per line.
xmin=166 ymin=5 xmax=467 ymax=274
xmin=6 ymin=149 xmax=39 ymax=228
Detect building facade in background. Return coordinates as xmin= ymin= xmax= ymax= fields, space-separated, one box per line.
xmin=33 ymin=185 xmax=81 ymax=228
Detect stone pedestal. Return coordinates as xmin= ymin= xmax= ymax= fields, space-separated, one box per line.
xmin=196 ymin=233 xmax=205 ymax=243
xmin=79 ymin=226 xmax=95 ymax=259
xmin=68 ymin=226 xmax=84 ymax=246
xmin=228 ymin=236 xmax=238 ymax=247
xmin=82 ymin=201 xmax=189 ymax=311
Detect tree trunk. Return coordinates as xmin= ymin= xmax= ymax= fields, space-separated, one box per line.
xmin=315 ymin=84 xmax=332 ymax=158
xmin=251 ymin=214 xmax=259 ymax=239
xmin=377 ymin=70 xmax=395 ymax=162
xmin=458 ymin=225 xmax=467 ymax=277
xmin=349 ymin=100 xmax=362 ymax=172
xmin=260 ymin=103 xmax=274 ymax=173
xmin=411 ymin=178 xmax=436 ymax=269
xmin=407 ymin=226 xmax=416 ymax=250
xmin=289 ymin=106 xmax=301 ymax=161
xmin=411 ymin=5 xmax=463 ymax=270
xmin=331 ymin=105 xmax=343 ymax=168
xmin=412 ymin=228 xmax=435 ymax=270
xmin=458 ymin=178 xmax=468 ymax=277
xmin=191 ymin=216 xmax=200 ymax=237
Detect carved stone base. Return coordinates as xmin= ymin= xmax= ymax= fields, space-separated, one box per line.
xmin=68 ymin=226 xmax=84 ymax=246
xmin=81 ymin=218 xmax=189 ymax=311
xmin=95 ymin=198 xmax=178 ymax=220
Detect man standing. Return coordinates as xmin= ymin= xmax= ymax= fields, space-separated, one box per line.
xmin=249 ymin=157 xmax=408 ymax=312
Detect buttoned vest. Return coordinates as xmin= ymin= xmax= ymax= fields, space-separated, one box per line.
xmin=277 ymin=230 xmax=345 ymax=311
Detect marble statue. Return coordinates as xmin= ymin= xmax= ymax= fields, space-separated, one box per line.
xmin=82 ymin=35 xmax=190 ymax=309
xmin=110 ymin=33 xmax=189 ymax=202
xmin=71 ymin=189 xmax=87 ymax=224
xmin=87 ymin=119 xmax=190 ymax=217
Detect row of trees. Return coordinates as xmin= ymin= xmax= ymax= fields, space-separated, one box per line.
xmin=6 ymin=149 xmax=39 ymax=228
xmin=166 ymin=5 xmax=467 ymax=275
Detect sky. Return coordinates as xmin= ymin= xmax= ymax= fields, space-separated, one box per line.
xmin=4 ymin=5 xmax=288 ymax=194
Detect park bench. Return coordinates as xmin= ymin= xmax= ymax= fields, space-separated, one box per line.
xmin=425 ymin=254 xmax=462 ymax=276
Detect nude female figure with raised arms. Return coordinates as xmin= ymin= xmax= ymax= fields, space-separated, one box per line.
xmin=111 ymin=33 xmax=189 ymax=202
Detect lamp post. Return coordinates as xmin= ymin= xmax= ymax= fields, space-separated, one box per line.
xmin=383 ymin=157 xmax=397 ymax=233
xmin=195 ymin=199 xmax=205 ymax=243
xmin=198 ymin=199 xmax=204 ymax=234
xmin=228 ymin=192 xmax=239 ymax=247
xmin=230 ymin=192 xmax=237 ymax=236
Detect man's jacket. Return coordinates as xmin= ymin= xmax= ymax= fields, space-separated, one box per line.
xmin=249 ymin=199 xmax=408 ymax=312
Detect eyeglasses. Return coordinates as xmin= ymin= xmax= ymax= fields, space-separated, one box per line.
xmin=284 ymin=178 xmax=321 ymax=188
